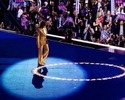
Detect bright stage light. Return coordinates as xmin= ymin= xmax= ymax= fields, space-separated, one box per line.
xmin=1 ymin=57 xmax=87 ymax=100
xmin=1 ymin=57 xmax=125 ymax=100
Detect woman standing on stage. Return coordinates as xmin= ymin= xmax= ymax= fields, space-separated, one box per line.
xmin=36 ymin=20 xmax=49 ymax=66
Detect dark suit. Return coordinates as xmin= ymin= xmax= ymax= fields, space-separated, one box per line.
xmin=117 ymin=22 xmax=125 ymax=37
xmin=57 ymin=16 xmax=65 ymax=28
xmin=111 ymin=14 xmax=117 ymax=34
xmin=56 ymin=16 xmax=65 ymax=35
xmin=49 ymin=0 xmax=59 ymax=15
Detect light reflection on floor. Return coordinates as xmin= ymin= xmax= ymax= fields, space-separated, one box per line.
xmin=1 ymin=57 xmax=87 ymax=100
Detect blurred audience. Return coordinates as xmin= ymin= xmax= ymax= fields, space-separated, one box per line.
xmin=0 ymin=0 xmax=125 ymax=47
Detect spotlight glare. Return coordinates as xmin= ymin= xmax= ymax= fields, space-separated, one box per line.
xmin=1 ymin=57 xmax=87 ymax=100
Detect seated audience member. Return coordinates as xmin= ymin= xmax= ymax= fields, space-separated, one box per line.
xmin=0 ymin=22 xmax=4 ymax=29
xmin=117 ymin=35 xmax=125 ymax=47
xmin=60 ymin=28 xmax=73 ymax=43
xmin=107 ymin=34 xmax=118 ymax=46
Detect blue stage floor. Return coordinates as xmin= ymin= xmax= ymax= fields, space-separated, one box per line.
xmin=1 ymin=31 xmax=125 ymax=100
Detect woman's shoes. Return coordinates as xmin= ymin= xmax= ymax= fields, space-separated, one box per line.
xmin=38 ymin=63 xmax=44 ymax=67
xmin=38 ymin=62 xmax=45 ymax=67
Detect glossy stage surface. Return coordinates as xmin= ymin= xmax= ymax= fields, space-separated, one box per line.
xmin=1 ymin=31 xmax=125 ymax=100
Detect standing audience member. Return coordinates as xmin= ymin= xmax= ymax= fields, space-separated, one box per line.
xmin=46 ymin=17 xmax=53 ymax=33
xmin=83 ymin=24 xmax=95 ymax=41
xmin=58 ymin=1 xmax=67 ymax=14
xmin=49 ymin=0 xmax=59 ymax=16
xmin=77 ymin=19 xmax=84 ymax=39
xmin=17 ymin=5 xmax=23 ymax=21
xmin=39 ymin=2 xmax=49 ymax=20
xmin=21 ymin=11 xmax=29 ymax=30
xmin=83 ymin=16 xmax=91 ymax=29
xmin=104 ymin=10 xmax=112 ymax=25
xmin=96 ymin=7 xmax=104 ymax=24
xmin=82 ymin=3 xmax=90 ymax=17
xmin=7 ymin=0 xmax=19 ymax=17
xmin=29 ymin=1 xmax=39 ymax=24
xmin=83 ymin=0 xmax=92 ymax=10
xmin=117 ymin=20 xmax=125 ymax=37
xmin=93 ymin=18 xmax=101 ymax=41
xmin=65 ymin=0 xmax=72 ymax=12
xmin=93 ymin=0 xmax=104 ymax=20
xmin=103 ymin=0 xmax=110 ymax=14
xmin=50 ymin=12 xmax=58 ymax=35
xmin=111 ymin=11 xmax=117 ymax=34
xmin=100 ymin=24 xmax=111 ymax=44
xmin=57 ymin=13 xmax=65 ymax=35
xmin=116 ymin=4 xmax=125 ymax=14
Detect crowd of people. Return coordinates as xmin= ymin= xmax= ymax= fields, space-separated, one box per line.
xmin=0 ymin=0 xmax=125 ymax=47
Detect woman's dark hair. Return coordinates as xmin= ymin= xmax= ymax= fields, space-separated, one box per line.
xmin=39 ymin=21 xmax=46 ymax=28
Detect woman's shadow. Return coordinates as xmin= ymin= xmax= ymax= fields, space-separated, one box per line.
xmin=32 ymin=67 xmax=48 ymax=89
